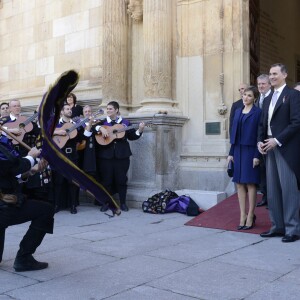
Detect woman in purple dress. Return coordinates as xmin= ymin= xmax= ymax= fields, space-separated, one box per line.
xmin=228 ymin=86 xmax=261 ymax=230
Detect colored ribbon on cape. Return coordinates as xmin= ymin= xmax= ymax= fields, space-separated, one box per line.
xmin=38 ymin=70 xmax=120 ymax=214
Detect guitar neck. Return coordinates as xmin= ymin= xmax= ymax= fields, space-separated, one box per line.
xmin=68 ymin=117 xmax=89 ymax=132
xmin=68 ymin=110 xmax=104 ymax=133
xmin=20 ymin=112 xmax=38 ymax=127
xmin=113 ymin=121 xmax=150 ymax=133
xmin=115 ymin=124 xmax=137 ymax=133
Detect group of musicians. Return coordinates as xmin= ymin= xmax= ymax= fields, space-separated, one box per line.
xmin=1 ymin=96 xmax=145 ymax=214
xmin=0 ymin=94 xmax=145 ymax=271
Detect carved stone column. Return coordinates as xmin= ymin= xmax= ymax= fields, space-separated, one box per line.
xmin=102 ymin=0 xmax=128 ymax=106
xmin=137 ymin=0 xmax=180 ymax=115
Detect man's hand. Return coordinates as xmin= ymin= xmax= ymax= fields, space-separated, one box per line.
xmin=53 ymin=129 xmax=67 ymax=136
xmin=138 ymin=122 xmax=145 ymax=134
xmin=28 ymin=147 xmax=41 ymax=159
xmin=37 ymin=158 xmax=48 ymax=172
xmin=8 ymin=128 xmax=22 ymax=136
xmin=99 ymin=127 xmax=108 ymax=138
xmin=261 ymin=138 xmax=277 ymax=153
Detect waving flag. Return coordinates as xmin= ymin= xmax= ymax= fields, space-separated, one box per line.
xmin=38 ymin=70 xmax=120 ymax=215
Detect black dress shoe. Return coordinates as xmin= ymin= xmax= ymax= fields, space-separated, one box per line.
xmin=256 ymin=200 xmax=267 ymax=207
xmin=260 ymin=231 xmax=284 ymax=238
xmin=100 ymin=203 xmax=109 ymax=212
xmin=14 ymin=255 xmax=48 ymax=272
xmin=121 ymin=204 xmax=129 ymax=212
xmin=70 ymin=206 xmax=77 ymax=214
xmin=282 ymin=235 xmax=299 ymax=243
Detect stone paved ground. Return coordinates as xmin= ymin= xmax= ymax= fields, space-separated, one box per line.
xmin=1 ymin=204 xmax=300 ymax=300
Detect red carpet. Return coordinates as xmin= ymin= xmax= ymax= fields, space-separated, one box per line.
xmin=185 ymin=193 xmax=271 ymax=234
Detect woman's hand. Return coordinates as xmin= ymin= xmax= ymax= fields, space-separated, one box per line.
xmin=227 ymin=155 xmax=234 ymax=163
xmin=253 ymin=158 xmax=260 ymax=168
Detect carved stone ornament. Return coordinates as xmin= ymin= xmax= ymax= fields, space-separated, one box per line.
xmin=127 ymin=0 xmax=143 ymax=22
xmin=217 ymin=103 xmax=228 ymax=116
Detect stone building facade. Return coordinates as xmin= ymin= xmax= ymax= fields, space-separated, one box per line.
xmin=0 ymin=0 xmax=299 ymax=208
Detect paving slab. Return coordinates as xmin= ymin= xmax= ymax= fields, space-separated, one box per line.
xmin=215 ymin=237 xmax=300 ymax=273
xmin=246 ymin=280 xmax=300 ymax=300
xmin=1 ymin=205 xmax=300 ymax=300
xmin=147 ymin=230 xmax=262 ymax=264
xmin=6 ymin=255 xmax=188 ymax=300
xmin=106 ymin=285 xmax=197 ymax=300
xmin=149 ymin=260 xmax=280 ymax=299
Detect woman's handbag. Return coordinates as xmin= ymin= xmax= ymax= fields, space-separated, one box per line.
xmin=227 ymin=160 xmax=234 ymax=177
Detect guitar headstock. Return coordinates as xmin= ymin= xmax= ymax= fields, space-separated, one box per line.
xmin=144 ymin=121 xmax=153 ymax=128
xmin=95 ymin=109 xmax=104 ymax=117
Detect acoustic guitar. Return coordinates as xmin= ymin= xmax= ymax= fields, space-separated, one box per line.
xmin=95 ymin=122 xmax=151 ymax=146
xmin=53 ymin=109 xmax=104 ymax=148
xmin=4 ymin=112 xmax=38 ymax=145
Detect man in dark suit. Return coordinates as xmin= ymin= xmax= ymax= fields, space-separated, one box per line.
xmin=229 ymin=83 xmax=248 ymax=135
xmin=258 ymin=63 xmax=300 ymax=243
xmin=255 ymin=74 xmax=272 ymax=207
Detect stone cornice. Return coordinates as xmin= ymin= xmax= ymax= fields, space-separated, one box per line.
xmin=127 ymin=114 xmax=188 ymax=127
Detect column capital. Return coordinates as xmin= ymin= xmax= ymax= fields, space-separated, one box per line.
xmin=127 ymin=0 xmax=143 ymax=22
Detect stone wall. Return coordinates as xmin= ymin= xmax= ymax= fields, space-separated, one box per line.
xmin=0 ymin=0 xmax=103 ymax=105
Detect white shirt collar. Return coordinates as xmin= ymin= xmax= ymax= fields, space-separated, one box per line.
xmin=59 ymin=117 xmax=74 ymax=124
xmin=274 ymin=84 xmax=286 ymax=95
xmin=10 ymin=113 xmax=17 ymax=121
xmin=107 ymin=116 xmax=122 ymax=124
xmin=264 ymin=89 xmax=271 ymax=97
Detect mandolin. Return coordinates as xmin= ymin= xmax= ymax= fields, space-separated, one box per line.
xmin=53 ymin=109 xmax=104 ymax=148
xmin=4 ymin=112 xmax=38 ymax=145
xmin=95 ymin=121 xmax=152 ymax=146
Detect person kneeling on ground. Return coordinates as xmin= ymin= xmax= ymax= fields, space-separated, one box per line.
xmin=0 ymin=141 xmax=54 ymax=272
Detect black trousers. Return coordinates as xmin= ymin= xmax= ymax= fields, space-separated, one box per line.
xmin=52 ymin=170 xmax=79 ymax=208
xmin=0 ymin=199 xmax=54 ymax=233
xmin=97 ymin=158 xmax=130 ymax=204
xmin=259 ymin=155 xmax=267 ymax=197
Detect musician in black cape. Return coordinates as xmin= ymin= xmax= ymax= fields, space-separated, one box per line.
xmin=94 ymin=101 xmax=145 ymax=212
xmin=0 ymin=137 xmax=54 ymax=272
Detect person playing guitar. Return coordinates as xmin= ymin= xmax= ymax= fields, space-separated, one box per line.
xmin=0 ymin=99 xmax=40 ymax=156
xmin=52 ymin=103 xmax=93 ymax=214
xmin=95 ymin=101 xmax=145 ymax=212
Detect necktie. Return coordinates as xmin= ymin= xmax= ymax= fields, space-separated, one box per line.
xmin=259 ymin=94 xmax=265 ymax=109
xmin=271 ymin=91 xmax=279 ymax=106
